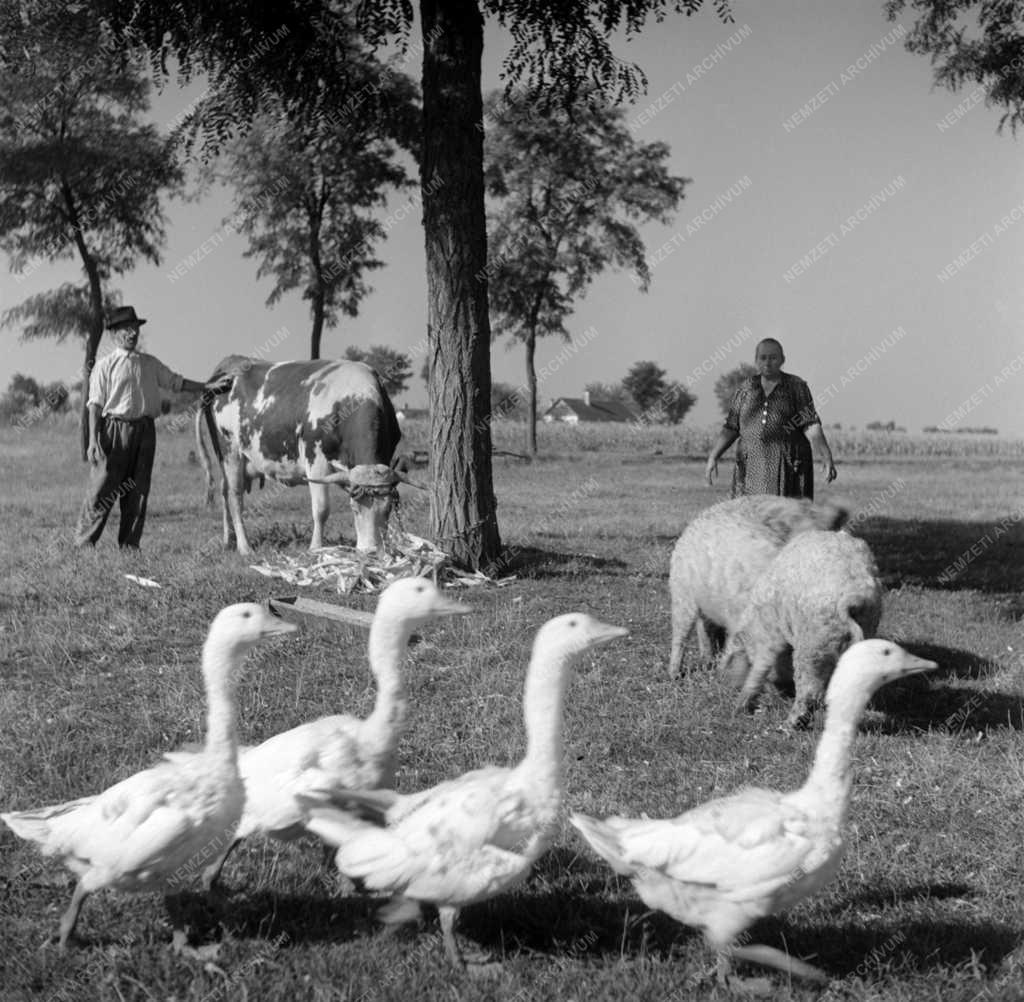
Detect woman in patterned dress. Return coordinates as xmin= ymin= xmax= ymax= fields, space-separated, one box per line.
xmin=705 ymin=338 xmax=836 ymax=499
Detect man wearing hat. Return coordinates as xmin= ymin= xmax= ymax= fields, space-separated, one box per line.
xmin=74 ymin=305 xmax=229 ymax=549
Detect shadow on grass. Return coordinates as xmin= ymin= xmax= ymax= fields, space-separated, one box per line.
xmin=778 ymin=913 xmax=1020 ymax=978
xmin=865 ymin=642 xmax=1024 ymax=733
xmin=857 ymin=516 xmax=1024 ymax=594
xmin=501 ymin=546 xmax=629 ymax=579
xmin=166 ymin=886 xmax=375 ymax=947
xmin=458 ymin=874 xmax=1019 ymax=980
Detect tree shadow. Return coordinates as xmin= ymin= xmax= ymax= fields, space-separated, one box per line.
xmin=501 ymin=546 xmax=629 ymax=580
xmin=855 ymin=516 xmax=1024 ymax=594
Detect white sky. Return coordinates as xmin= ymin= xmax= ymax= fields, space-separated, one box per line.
xmin=3 ymin=0 xmax=1023 ymax=434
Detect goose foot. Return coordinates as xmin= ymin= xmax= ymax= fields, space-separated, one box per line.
xmin=724 ymin=942 xmax=829 ymax=985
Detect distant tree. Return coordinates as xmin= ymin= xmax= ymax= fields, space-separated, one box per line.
xmin=622 ymin=366 xmax=697 ymax=425
xmin=491 ymin=380 xmax=528 ymax=420
xmin=623 ymin=361 xmax=669 ymax=412
xmin=5 ymin=373 xmax=41 ymax=409
xmin=658 ymin=381 xmax=698 ymax=424
xmin=887 ymin=1 xmax=1024 ymax=131
xmin=343 ymin=344 xmax=414 ymax=397
xmin=0 ymin=374 xmax=37 ymax=422
xmin=0 ymin=3 xmax=184 ymax=457
xmin=484 ymin=88 xmax=688 ymax=454
xmin=41 ymin=380 xmax=70 ymax=412
xmin=713 ymin=363 xmax=757 ymax=416
xmin=214 ymin=68 xmax=417 ymax=360
xmin=0 ymin=371 xmax=68 ymax=422
xmin=584 ymin=381 xmax=631 ymax=403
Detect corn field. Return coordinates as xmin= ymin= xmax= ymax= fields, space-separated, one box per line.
xmin=402 ymin=419 xmax=1024 ymax=458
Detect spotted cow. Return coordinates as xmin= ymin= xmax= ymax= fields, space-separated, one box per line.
xmin=196 ymin=355 xmax=410 ymax=555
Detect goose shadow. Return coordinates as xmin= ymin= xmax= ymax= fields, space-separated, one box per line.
xmin=775 ymin=914 xmax=1020 ymax=979
xmin=459 ymin=865 xmax=1019 ymax=980
xmin=855 ymin=516 xmax=1024 ymax=595
xmin=165 ymin=886 xmax=375 ymax=947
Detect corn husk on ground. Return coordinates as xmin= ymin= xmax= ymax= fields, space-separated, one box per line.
xmin=250 ymin=531 xmax=514 ymax=593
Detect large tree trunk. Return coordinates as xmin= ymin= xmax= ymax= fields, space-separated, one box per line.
xmin=420 ymin=0 xmax=501 ymax=569
xmin=62 ymin=180 xmax=104 ymax=461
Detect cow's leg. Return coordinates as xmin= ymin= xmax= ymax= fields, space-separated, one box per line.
xmin=222 ymin=455 xmax=252 ymax=554
xmin=308 ymin=482 xmax=330 ymax=550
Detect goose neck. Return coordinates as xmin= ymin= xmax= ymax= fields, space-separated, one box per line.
xmin=519 ymin=651 xmax=571 ymax=785
xmin=201 ymin=636 xmax=243 ymax=765
xmin=798 ymin=704 xmax=863 ymax=824
xmin=364 ymin=617 xmax=411 ymax=738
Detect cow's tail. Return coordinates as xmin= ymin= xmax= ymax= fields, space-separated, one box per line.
xmin=196 ymin=389 xmax=226 ymax=508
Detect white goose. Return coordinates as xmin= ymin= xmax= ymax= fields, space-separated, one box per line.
xmin=1 ymin=603 xmax=297 ymax=950
xmin=299 ymin=612 xmax=629 ymax=969
xmin=572 ymin=639 xmax=937 ymax=988
xmin=191 ymin=577 xmax=471 ymax=890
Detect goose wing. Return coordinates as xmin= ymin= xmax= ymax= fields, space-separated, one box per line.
xmin=605 ymin=789 xmax=819 ymax=901
xmin=332 ymin=767 xmax=543 ymax=905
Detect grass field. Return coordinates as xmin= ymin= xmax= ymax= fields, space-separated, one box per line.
xmin=1 ymin=418 xmax=1022 ymax=1002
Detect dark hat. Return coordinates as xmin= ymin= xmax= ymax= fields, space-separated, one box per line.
xmin=106 ymin=305 xmax=147 ymax=330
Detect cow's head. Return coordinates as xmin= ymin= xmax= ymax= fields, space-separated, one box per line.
xmin=306 ymin=461 xmax=426 ymax=552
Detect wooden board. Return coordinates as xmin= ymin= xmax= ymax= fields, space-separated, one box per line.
xmin=269 ymin=595 xmax=374 ymax=630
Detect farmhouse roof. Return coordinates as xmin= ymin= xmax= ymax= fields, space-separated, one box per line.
xmin=544 ymin=396 xmax=639 ymax=423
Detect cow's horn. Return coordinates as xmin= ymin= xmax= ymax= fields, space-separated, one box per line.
xmin=303 ymin=470 xmax=352 ymax=488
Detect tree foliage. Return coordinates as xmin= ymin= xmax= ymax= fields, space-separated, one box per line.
xmin=0 ymin=371 xmax=71 ymax=422
xmin=92 ymin=0 xmax=732 ymax=568
xmin=343 ymin=344 xmax=414 ymax=398
xmin=659 ymin=381 xmax=697 ymax=424
xmin=584 ymin=381 xmax=631 ymax=404
xmin=0 ymin=0 xmax=184 ymax=455
xmin=491 ymin=381 xmax=528 ymax=420
xmin=713 ymin=363 xmax=757 ymax=416
xmin=210 ymin=49 xmax=418 ymax=359
xmin=623 ymin=360 xmax=669 ymax=412
xmin=886 ymin=0 xmax=1024 ymax=131
xmin=621 ymin=361 xmax=696 ymax=425
xmin=483 ymin=87 xmax=688 ymax=453
xmin=2 ymin=282 xmax=121 ymax=342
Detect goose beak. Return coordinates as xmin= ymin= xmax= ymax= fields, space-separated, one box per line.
xmin=433 ymin=596 xmax=473 ymax=617
xmin=897 ymin=652 xmax=938 ymax=676
xmin=590 ymin=622 xmax=630 ymax=646
xmin=261 ymin=608 xmax=299 ymax=637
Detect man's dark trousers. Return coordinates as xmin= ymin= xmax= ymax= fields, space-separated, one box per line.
xmin=75 ymin=416 xmax=156 ymax=548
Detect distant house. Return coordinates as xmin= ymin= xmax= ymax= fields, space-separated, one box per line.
xmin=543 ymin=391 xmax=639 ymax=424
